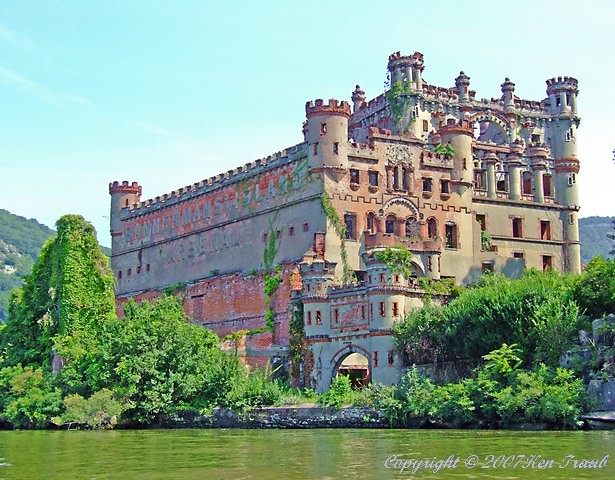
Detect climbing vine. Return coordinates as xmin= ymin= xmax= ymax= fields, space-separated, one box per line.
xmin=385 ymin=80 xmax=413 ymax=131
xmin=289 ymin=301 xmax=308 ymax=386
xmin=320 ymin=193 xmax=353 ymax=283
xmin=261 ymin=211 xmax=282 ymax=339
xmin=375 ymin=247 xmax=414 ymax=279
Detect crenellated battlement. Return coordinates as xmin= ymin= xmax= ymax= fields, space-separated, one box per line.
xmin=305 ymin=98 xmax=351 ymax=119
xmin=109 ymin=180 xmax=142 ymax=195
xmin=546 ymin=76 xmax=579 ymax=95
xmin=124 ymin=142 xmax=306 ymax=215
xmin=437 ymin=118 xmax=474 ymax=136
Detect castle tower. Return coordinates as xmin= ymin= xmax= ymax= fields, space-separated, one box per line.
xmin=501 ymin=78 xmax=517 ymax=141
xmin=438 ymin=119 xmax=474 ymax=195
xmin=109 ymin=181 xmax=141 ymax=244
xmin=546 ymin=76 xmax=581 ymax=273
xmin=455 ymin=71 xmax=471 ymax=106
xmin=351 ymin=85 xmax=366 ymax=113
xmin=305 ymin=99 xmax=350 ymax=171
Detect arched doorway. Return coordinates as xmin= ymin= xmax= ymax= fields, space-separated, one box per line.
xmin=337 ymin=352 xmax=370 ymax=389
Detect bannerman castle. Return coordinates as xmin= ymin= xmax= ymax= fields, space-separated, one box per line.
xmin=109 ymin=51 xmax=581 ymax=392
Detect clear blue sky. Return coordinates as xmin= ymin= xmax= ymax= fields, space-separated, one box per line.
xmin=1 ymin=0 xmax=613 ymax=247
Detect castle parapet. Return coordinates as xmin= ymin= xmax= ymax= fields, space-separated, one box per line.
xmin=109 ymin=180 xmax=142 ymax=195
xmin=305 ymin=98 xmax=351 ymax=119
xmin=437 ymin=118 xmax=474 ymax=137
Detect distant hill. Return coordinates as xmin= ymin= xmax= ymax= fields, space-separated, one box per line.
xmin=579 ymin=216 xmax=614 ymax=265
xmin=0 ymin=210 xmax=111 ymax=322
xmin=0 ymin=209 xmax=55 ymax=321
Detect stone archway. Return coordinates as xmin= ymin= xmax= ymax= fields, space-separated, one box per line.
xmin=330 ymin=344 xmax=371 ymax=388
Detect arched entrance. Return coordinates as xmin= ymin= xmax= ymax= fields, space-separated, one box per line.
xmin=331 ymin=345 xmax=371 ymax=389
xmin=338 ymin=352 xmax=370 ymax=388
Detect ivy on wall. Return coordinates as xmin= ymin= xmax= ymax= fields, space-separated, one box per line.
xmin=289 ymin=301 xmax=307 ymax=386
xmin=385 ymin=81 xmax=413 ymax=132
xmin=375 ymin=247 xmax=414 ymax=279
xmin=320 ymin=193 xmax=353 ymax=284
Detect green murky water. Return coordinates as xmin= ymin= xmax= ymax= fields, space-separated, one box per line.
xmin=0 ymin=429 xmax=613 ymax=479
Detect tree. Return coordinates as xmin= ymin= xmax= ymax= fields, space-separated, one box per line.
xmin=1 ymin=215 xmax=115 ymax=368
xmin=574 ymin=256 xmax=615 ymax=318
xmin=608 ymin=219 xmax=615 ymax=256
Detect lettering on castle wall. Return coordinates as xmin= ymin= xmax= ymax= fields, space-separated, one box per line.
xmin=121 ymin=157 xmax=312 ymax=249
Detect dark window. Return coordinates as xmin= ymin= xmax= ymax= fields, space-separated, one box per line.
xmin=555 ymin=96 xmax=561 ymax=107
xmin=333 ymin=142 xmax=339 ymax=155
xmin=542 ymin=255 xmax=552 ymax=272
xmin=315 ymin=311 xmax=322 ymax=325
xmin=276 ymin=230 xmax=281 ymax=240
xmin=423 ymin=119 xmax=429 ymax=132
xmin=522 ymin=171 xmax=532 ymax=195
xmin=496 ymin=174 xmax=507 ymax=192
xmin=512 ymin=218 xmax=523 ymax=238
xmin=543 ymin=175 xmax=552 ymax=197
xmin=313 ymin=142 xmax=318 ymax=155
xmin=540 ymin=220 xmax=551 ymax=240
xmin=476 ymin=214 xmax=486 ymax=231
xmin=320 ymin=123 xmax=327 ymax=135
xmin=392 ymin=167 xmax=399 ymax=190
xmin=379 ymin=302 xmax=386 ymax=316
xmin=370 ymin=303 xmax=373 ymax=317
xmin=127 ymin=268 xmax=132 ymax=277
xmin=385 ymin=215 xmax=396 ymax=234
xmin=427 ymin=256 xmax=433 ymax=271
xmin=373 ymin=351 xmax=379 ymax=368
xmin=361 ymin=305 xmax=366 ymax=320
xmin=513 ymin=252 xmax=524 ymax=259
xmin=481 ymin=262 xmax=494 ymax=274
xmin=289 ymin=226 xmax=295 ymax=236
xmin=427 ymin=218 xmax=438 ymax=239
xmin=422 ymin=177 xmax=432 ymax=192
xmin=366 ymin=213 xmax=375 ymax=233
xmin=531 ymin=134 xmax=540 ymax=144
xmin=368 ymin=171 xmax=379 ymax=187
xmin=344 ymin=213 xmax=357 ymax=240
xmin=379 ymin=273 xmax=385 ymax=283
xmin=263 ymin=233 xmax=268 ymax=242
xmin=118 ymin=270 xmax=122 ymax=280
xmin=137 ymin=266 xmax=141 ymax=274
xmin=394 ymin=274 xmax=400 ymax=283
xmin=445 ymin=223 xmax=458 ymax=248
xmin=388 ymin=350 xmax=395 ymax=366
xmin=402 ymin=167 xmax=410 ymax=190
xmin=307 ymin=311 xmax=312 ymax=325
xmin=334 ymin=309 xmax=339 ymax=323
xmin=302 ymin=222 xmax=309 ymax=232
xmin=146 ymin=264 xmax=150 ymax=272
xmin=392 ymin=302 xmax=399 ymax=317
xmin=440 ymin=179 xmax=450 ymax=194
xmin=350 ymin=169 xmax=360 ymax=184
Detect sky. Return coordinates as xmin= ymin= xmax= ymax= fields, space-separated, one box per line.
xmin=1 ymin=0 xmax=614 ymax=247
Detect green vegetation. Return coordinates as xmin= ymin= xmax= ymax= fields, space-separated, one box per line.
xmin=395 ymin=269 xmax=583 ymax=367
xmin=574 ymin=256 xmax=615 ymax=318
xmin=375 ymin=247 xmax=413 ymax=278
xmin=320 ymin=193 xmax=353 ymax=283
xmin=0 ymin=210 xmax=55 ymax=322
xmin=365 ymin=346 xmax=584 ymax=429
xmin=480 ymin=230 xmax=492 ymax=251
xmin=385 ymin=81 xmax=413 ymax=131
xmin=434 ymin=143 xmax=456 ymax=159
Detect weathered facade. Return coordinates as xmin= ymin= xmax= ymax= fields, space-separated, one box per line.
xmin=110 ymin=51 xmax=581 ymax=392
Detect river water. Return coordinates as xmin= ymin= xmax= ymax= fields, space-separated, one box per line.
xmin=0 ymin=429 xmax=613 ymax=479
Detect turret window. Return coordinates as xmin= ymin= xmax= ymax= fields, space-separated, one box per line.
xmin=320 ymin=123 xmax=327 ymax=135
xmin=315 ymin=311 xmax=322 ymax=325
xmin=333 ymin=142 xmax=339 ymax=155
xmin=422 ymin=177 xmax=432 ymax=192
xmin=379 ymin=302 xmax=386 ymax=316
xmin=567 ymin=173 xmax=576 ymax=186
xmin=313 ymin=142 xmax=318 ymax=155
xmin=350 ymin=169 xmax=360 ymax=184
xmin=440 ymin=179 xmax=450 ymax=194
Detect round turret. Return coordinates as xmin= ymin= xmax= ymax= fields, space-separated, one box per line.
xmin=387 ymin=51 xmax=424 ymax=90
xmin=437 ymin=119 xmax=474 ymax=189
xmin=455 ymin=71 xmax=471 ymax=104
xmin=305 ymin=98 xmax=350 ymax=171
xmin=546 ymin=76 xmax=579 ymax=115
xmin=351 ymin=85 xmax=366 ymax=113
xmin=109 ymin=181 xmax=141 ymax=236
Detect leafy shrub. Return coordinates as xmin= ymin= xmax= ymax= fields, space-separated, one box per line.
xmin=574 ymin=256 xmax=615 ymax=318
xmin=319 ymin=375 xmax=353 ymax=409
xmin=54 ymin=389 xmax=123 ymax=429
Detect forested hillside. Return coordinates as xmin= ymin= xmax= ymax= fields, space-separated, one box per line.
xmin=579 ymin=216 xmax=614 ymax=264
xmin=0 ymin=210 xmax=55 ymax=321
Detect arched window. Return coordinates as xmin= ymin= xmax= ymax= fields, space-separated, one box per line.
xmin=366 ymin=212 xmax=376 ymax=234
xmin=385 ymin=215 xmax=396 ymax=234
xmin=427 ymin=218 xmax=438 ymax=239
xmin=405 ymin=217 xmax=420 ymax=237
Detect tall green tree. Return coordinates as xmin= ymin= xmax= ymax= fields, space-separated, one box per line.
xmin=1 ymin=215 xmax=115 ymax=367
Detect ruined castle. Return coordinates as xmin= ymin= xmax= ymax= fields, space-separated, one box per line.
xmin=109 ymin=51 xmax=581 ymax=392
